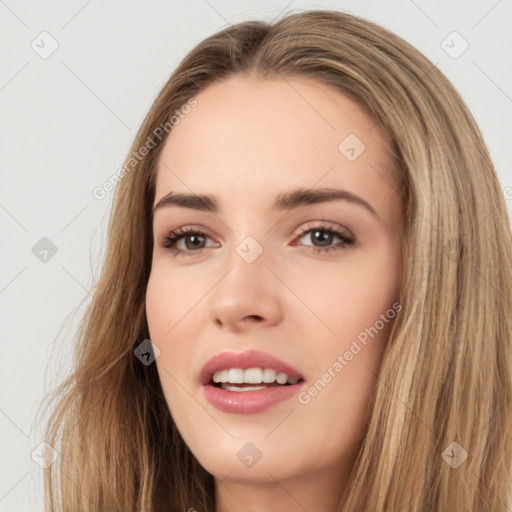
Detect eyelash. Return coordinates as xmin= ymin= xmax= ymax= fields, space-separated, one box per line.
xmin=160 ymin=223 xmax=355 ymax=258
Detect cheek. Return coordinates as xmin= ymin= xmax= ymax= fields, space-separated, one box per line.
xmin=145 ymin=270 xmax=200 ymax=398
xmin=287 ymin=246 xmax=400 ymax=346
xmin=145 ymin=265 xmax=206 ymax=339
xmin=291 ymin=246 xmax=399 ymax=424
xmin=292 ymin=307 xmax=395 ymax=459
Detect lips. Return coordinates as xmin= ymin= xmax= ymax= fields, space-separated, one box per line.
xmin=199 ymin=349 xmax=306 ymax=414
xmin=199 ymin=349 xmax=305 ymax=386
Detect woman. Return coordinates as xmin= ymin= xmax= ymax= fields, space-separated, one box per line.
xmin=40 ymin=9 xmax=512 ymax=511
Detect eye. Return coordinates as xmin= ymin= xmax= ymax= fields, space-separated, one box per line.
xmin=160 ymin=225 xmax=217 ymax=257
xmin=159 ymin=222 xmax=355 ymax=258
xmin=292 ymin=222 xmax=355 ymax=254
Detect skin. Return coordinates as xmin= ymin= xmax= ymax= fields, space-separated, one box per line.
xmin=145 ymin=74 xmax=403 ymax=512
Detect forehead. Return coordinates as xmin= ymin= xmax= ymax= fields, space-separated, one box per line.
xmin=154 ymin=74 xmax=400 ymax=224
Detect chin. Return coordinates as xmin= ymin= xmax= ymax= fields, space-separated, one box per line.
xmin=190 ymin=441 xmax=304 ymax=484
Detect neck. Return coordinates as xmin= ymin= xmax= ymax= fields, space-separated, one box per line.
xmin=214 ymin=461 xmax=352 ymax=512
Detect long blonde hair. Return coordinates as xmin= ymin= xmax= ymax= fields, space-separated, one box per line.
xmin=40 ymin=9 xmax=512 ymax=511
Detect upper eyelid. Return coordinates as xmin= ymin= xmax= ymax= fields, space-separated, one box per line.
xmin=160 ymin=219 xmax=351 ymax=234
xmin=163 ymin=222 xmax=349 ymax=236
xmin=299 ymin=220 xmax=353 ymax=235
xmin=162 ymin=223 xmax=353 ymax=246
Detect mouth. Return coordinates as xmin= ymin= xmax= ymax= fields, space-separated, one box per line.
xmin=199 ymin=350 xmax=306 ymax=413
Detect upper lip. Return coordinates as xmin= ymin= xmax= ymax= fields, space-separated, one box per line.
xmin=199 ymin=349 xmax=305 ymax=385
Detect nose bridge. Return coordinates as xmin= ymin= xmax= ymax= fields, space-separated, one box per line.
xmin=207 ymin=233 xmax=282 ymax=329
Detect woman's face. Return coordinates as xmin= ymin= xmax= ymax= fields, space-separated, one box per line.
xmin=146 ymin=74 xmax=403 ymax=488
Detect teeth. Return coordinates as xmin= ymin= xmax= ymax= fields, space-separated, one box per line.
xmin=222 ymin=384 xmax=268 ymax=392
xmin=262 ymin=368 xmax=277 ymax=383
xmin=228 ymin=368 xmax=244 ymax=383
xmin=244 ymin=368 xmax=263 ymax=384
xmin=276 ymin=372 xmax=288 ymax=385
xmin=212 ymin=369 xmax=229 ymax=383
xmin=212 ymin=367 xmax=300 ymax=385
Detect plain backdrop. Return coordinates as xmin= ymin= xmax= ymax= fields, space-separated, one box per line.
xmin=1 ymin=1 xmax=511 ymax=510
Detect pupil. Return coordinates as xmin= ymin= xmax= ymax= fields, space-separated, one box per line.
xmin=314 ymin=230 xmax=332 ymax=246
xmin=186 ymin=235 xmax=204 ymax=249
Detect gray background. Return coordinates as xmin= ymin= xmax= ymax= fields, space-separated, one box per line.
xmin=1 ymin=1 xmax=511 ymax=510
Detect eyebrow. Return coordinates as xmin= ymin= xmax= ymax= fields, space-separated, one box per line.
xmin=152 ymin=187 xmax=380 ymax=220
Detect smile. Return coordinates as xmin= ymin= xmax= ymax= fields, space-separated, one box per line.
xmin=200 ymin=350 xmax=306 ymax=413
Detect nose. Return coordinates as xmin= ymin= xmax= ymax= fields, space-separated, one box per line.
xmin=208 ymin=250 xmax=283 ymax=332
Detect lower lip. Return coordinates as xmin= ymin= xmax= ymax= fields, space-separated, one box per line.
xmin=202 ymin=383 xmax=303 ymax=414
